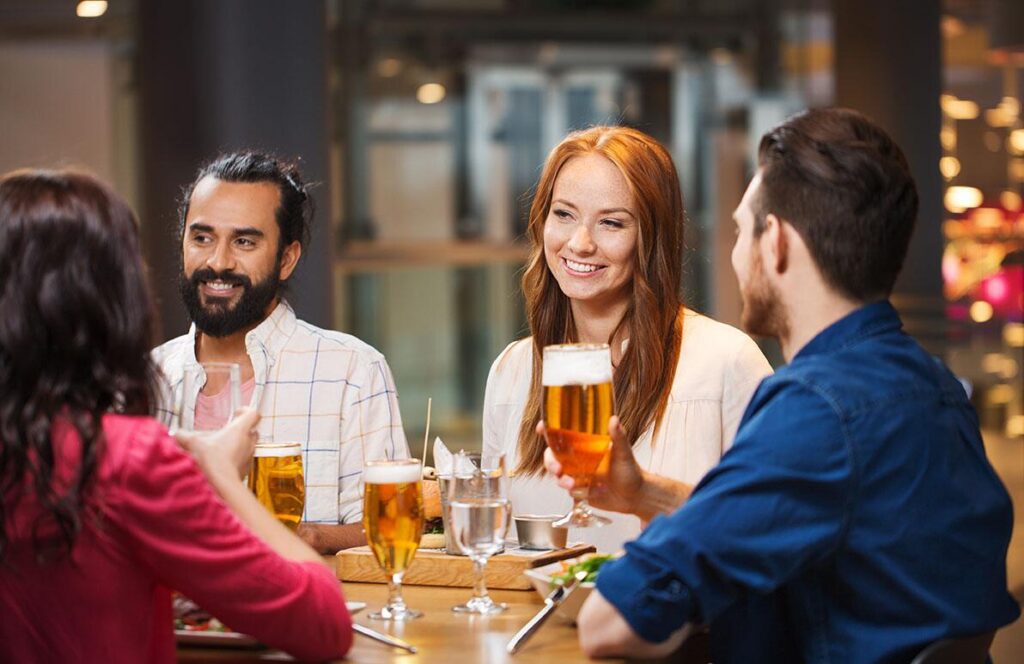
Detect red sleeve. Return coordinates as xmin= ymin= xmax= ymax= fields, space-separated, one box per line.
xmin=104 ymin=417 xmax=352 ymax=660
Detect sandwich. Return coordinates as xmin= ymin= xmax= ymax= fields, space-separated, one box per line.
xmin=420 ymin=478 xmax=446 ymax=549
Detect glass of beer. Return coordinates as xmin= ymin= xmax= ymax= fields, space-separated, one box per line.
xmin=448 ymin=453 xmax=510 ymax=614
xmin=362 ymin=459 xmax=425 ymax=621
xmin=543 ymin=343 xmax=614 ymax=528
xmin=248 ymin=442 xmax=305 ymax=531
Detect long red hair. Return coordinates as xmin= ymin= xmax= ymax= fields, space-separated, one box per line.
xmin=514 ymin=126 xmax=685 ymax=477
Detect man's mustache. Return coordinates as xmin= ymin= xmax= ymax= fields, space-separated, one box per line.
xmin=189 ymin=268 xmax=251 ymax=289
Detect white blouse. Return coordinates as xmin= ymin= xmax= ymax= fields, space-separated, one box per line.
xmin=482 ymin=310 xmax=773 ymax=553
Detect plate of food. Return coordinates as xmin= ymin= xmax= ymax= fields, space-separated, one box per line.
xmin=173 ymin=595 xmax=367 ymax=647
xmin=173 ymin=595 xmax=261 ymax=648
xmin=522 ymin=553 xmax=615 ymax=623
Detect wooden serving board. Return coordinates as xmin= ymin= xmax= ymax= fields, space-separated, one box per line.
xmin=335 ymin=543 xmax=596 ymax=590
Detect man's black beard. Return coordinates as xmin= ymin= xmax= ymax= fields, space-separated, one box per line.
xmin=179 ymin=266 xmax=281 ymax=338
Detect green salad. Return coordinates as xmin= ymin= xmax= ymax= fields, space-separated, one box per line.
xmin=550 ymin=553 xmax=614 ymax=586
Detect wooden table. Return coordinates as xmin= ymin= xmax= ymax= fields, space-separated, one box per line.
xmin=177 ymin=582 xmax=610 ymax=663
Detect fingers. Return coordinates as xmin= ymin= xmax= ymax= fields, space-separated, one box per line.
xmin=231 ymin=407 xmax=261 ymax=431
xmin=608 ymin=416 xmax=632 ymax=461
xmin=174 ymin=430 xmax=198 ymax=453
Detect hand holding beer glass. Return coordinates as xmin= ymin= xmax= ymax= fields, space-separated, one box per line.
xmin=248 ymin=442 xmax=305 ymax=531
xmin=362 ymin=459 xmax=424 ymax=621
xmin=542 ymin=343 xmax=614 ymax=528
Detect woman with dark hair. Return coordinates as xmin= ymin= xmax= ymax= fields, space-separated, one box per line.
xmin=0 ymin=170 xmax=351 ymax=662
xmin=483 ymin=126 xmax=772 ymax=552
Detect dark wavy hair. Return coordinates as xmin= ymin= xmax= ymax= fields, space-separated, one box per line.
xmin=0 ymin=170 xmax=160 ymax=562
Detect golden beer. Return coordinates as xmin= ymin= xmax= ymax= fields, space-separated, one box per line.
xmin=362 ymin=461 xmax=424 ymax=578
xmin=542 ymin=343 xmax=615 ymax=527
xmin=543 ymin=382 xmax=614 ymax=489
xmin=248 ymin=443 xmax=305 ymax=531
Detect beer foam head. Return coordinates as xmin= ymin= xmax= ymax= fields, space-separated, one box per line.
xmin=253 ymin=442 xmax=302 ymax=458
xmin=542 ymin=344 xmax=613 ymax=386
xmin=364 ymin=461 xmax=422 ymax=484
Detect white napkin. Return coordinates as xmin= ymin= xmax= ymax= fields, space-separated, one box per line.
xmin=433 ymin=436 xmax=454 ymax=477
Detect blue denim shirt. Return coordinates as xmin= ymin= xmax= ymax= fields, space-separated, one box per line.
xmin=597 ymin=301 xmax=1020 ymax=663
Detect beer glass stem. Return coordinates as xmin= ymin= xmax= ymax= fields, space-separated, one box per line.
xmin=387 ymin=574 xmax=407 ymax=612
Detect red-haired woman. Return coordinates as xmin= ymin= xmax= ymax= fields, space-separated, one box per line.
xmin=483 ymin=127 xmax=772 ymax=552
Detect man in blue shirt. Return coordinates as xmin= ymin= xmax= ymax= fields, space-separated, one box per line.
xmin=545 ymin=108 xmax=1020 ymax=661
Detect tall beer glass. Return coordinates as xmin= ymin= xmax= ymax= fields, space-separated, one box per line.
xmin=362 ymin=459 xmax=424 ymax=621
xmin=248 ymin=442 xmax=305 ymax=531
xmin=542 ymin=343 xmax=614 ymax=528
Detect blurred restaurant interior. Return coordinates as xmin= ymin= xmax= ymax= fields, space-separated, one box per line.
xmin=0 ymin=0 xmax=1022 ymax=653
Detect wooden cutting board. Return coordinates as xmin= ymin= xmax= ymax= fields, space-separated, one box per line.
xmin=335 ymin=543 xmax=596 ymax=590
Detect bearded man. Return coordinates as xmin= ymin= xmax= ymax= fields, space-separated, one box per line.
xmin=543 ymin=108 xmax=1020 ymax=662
xmin=154 ymin=152 xmax=409 ymax=553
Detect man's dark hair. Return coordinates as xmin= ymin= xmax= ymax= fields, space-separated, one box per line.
xmin=178 ymin=151 xmax=314 ymax=255
xmin=755 ymin=107 xmax=919 ymax=301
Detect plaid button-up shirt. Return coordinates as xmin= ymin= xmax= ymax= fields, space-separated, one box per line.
xmin=153 ymin=301 xmax=409 ymax=524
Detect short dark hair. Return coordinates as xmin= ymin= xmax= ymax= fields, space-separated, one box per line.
xmin=755 ymin=107 xmax=919 ymax=301
xmin=0 ymin=169 xmax=159 ymax=561
xmin=178 ymin=151 xmax=314 ymax=254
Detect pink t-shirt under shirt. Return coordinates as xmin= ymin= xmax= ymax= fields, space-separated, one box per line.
xmin=194 ymin=376 xmax=256 ymax=431
xmin=0 ymin=414 xmax=351 ymax=663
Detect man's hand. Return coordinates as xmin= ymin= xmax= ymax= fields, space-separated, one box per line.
xmin=541 ymin=415 xmax=693 ymax=522
xmin=578 ymin=588 xmax=694 ymax=659
xmin=296 ymin=523 xmax=367 ymax=554
xmin=175 ymin=408 xmax=259 ymax=482
xmin=540 ymin=416 xmax=645 ymax=515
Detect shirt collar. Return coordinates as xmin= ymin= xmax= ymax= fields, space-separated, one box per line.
xmin=792 ymin=299 xmax=903 ymax=362
xmin=242 ymin=299 xmax=297 ymax=361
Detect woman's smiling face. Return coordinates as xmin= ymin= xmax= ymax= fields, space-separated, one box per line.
xmin=543 ymin=153 xmax=639 ymax=311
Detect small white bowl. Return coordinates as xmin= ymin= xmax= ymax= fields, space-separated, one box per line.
xmin=522 ymin=559 xmax=595 ymax=623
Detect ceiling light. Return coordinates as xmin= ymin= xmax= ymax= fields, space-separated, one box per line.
xmin=76 ymin=1 xmax=107 ymax=18
xmin=416 ymin=83 xmax=446 ymax=105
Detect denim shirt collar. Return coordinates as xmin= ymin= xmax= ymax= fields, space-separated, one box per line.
xmin=792 ymin=300 xmax=903 ymax=362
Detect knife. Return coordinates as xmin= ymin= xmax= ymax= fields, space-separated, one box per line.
xmin=506 ymin=570 xmax=589 ymax=655
xmin=353 ymin=623 xmax=418 ymax=654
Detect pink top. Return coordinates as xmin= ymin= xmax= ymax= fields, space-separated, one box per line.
xmin=194 ymin=376 xmax=256 ymax=431
xmin=0 ymin=414 xmax=352 ymax=663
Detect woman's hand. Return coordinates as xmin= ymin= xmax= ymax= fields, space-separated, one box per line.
xmin=542 ymin=415 xmax=692 ymax=522
xmin=175 ymin=408 xmax=260 ymax=482
xmin=540 ymin=415 xmax=645 ymax=515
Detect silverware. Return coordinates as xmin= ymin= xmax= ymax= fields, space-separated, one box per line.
xmin=353 ymin=623 xmax=418 ymax=654
xmin=506 ymin=570 xmax=588 ymax=654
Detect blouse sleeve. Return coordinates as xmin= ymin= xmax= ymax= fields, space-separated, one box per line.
xmin=482 ymin=340 xmax=523 ymax=459
xmin=107 ymin=418 xmax=352 ymax=661
xmin=721 ymin=336 xmax=773 ymax=451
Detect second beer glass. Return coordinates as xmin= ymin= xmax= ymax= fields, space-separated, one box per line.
xmin=249 ymin=442 xmax=305 ymax=531
xmin=362 ymin=459 xmax=424 ymax=621
xmin=542 ymin=343 xmax=614 ymax=528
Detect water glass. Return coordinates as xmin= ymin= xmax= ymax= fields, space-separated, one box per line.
xmin=449 ymin=453 xmax=510 ymax=615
